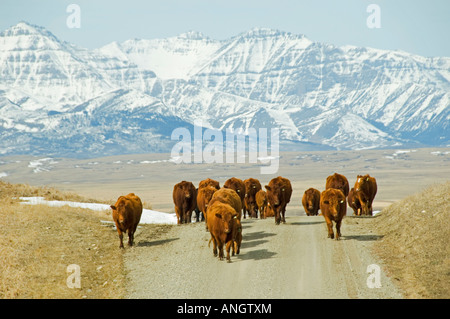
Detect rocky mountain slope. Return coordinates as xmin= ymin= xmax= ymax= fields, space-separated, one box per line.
xmin=0 ymin=22 xmax=448 ymax=157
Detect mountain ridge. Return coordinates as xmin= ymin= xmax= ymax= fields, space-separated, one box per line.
xmin=0 ymin=22 xmax=448 ymax=157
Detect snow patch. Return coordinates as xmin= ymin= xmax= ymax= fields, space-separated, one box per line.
xmin=19 ymin=197 xmax=177 ymax=224
xmin=28 ymin=158 xmax=58 ymax=173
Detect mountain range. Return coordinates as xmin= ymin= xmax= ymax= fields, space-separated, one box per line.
xmin=0 ymin=22 xmax=449 ymax=157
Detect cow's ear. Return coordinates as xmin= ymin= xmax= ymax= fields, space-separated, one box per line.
xmin=265 ymin=185 xmax=271 ymax=191
xmin=323 ymin=200 xmax=329 ymax=205
xmin=215 ymin=213 xmax=222 ymax=219
xmin=110 ymin=205 xmax=116 ymax=210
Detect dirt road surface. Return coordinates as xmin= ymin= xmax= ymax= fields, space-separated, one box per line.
xmin=125 ymin=212 xmax=404 ymax=299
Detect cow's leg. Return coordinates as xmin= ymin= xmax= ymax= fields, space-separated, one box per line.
xmin=226 ymin=241 xmax=232 ymax=263
xmin=128 ymin=230 xmax=134 ymax=246
xmin=115 ymin=223 xmax=125 ymax=248
xmin=282 ymin=207 xmax=286 ymax=223
xmin=218 ymin=241 xmax=224 ymax=260
xmin=325 ymin=218 xmax=334 ymax=239
xmin=210 ymin=236 xmax=218 ymax=257
xmin=118 ymin=230 xmax=124 ymax=248
xmin=175 ymin=206 xmax=181 ymax=224
xmin=335 ymin=219 xmax=342 ymax=240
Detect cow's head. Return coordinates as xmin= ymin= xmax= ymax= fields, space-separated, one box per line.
xmin=264 ymin=202 xmax=274 ymax=217
xmin=111 ymin=201 xmax=128 ymax=226
xmin=355 ymin=175 xmax=370 ymax=192
xmin=215 ymin=212 xmax=238 ymax=234
xmin=322 ymin=191 xmax=346 ymax=218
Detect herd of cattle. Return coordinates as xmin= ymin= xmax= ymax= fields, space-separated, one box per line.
xmin=109 ymin=173 xmax=377 ymax=262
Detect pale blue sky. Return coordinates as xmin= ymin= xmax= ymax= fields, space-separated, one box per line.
xmin=0 ymin=0 xmax=449 ymax=57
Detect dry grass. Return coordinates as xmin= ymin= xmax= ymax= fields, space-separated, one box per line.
xmin=372 ymin=181 xmax=450 ymax=299
xmin=0 ymin=181 xmax=127 ymax=298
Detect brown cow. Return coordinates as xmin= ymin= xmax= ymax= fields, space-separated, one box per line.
xmin=302 ymin=188 xmax=321 ymax=216
xmin=199 ymin=178 xmax=220 ymax=190
xmin=110 ymin=193 xmax=143 ymax=248
xmin=265 ymin=176 xmax=293 ymax=225
xmin=207 ymin=201 xmax=239 ymax=262
xmin=325 ymin=173 xmax=349 ymax=197
xmin=353 ymin=175 xmax=377 ymax=216
xmin=210 ymin=188 xmax=242 ymax=220
xmin=173 ymin=181 xmax=196 ymax=224
xmin=196 ymin=185 xmax=217 ymax=226
xmin=209 ymin=188 xmax=243 ymax=253
xmin=223 ymin=177 xmax=245 ymax=216
xmin=244 ymin=178 xmax=262 ymax=218
xmin=255 ymin=189 xmax=268 ymax=219
xmin=320 ymin=188 xmax=346 ymax=240
xmin=348 ymin=187 xmax=362 ymax=216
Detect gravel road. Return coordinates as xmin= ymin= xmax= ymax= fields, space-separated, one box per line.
xmin=124 ymin=213 xmax=404 ymax=299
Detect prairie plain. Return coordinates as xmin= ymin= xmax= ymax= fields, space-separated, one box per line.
xmin=1 ymin=148 xmax=448 ymax=213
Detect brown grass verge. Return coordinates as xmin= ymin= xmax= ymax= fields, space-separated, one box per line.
xmin=372 ymin=181 xmax=450 ymax=299
xmin=0 ymin=181 xmax=129 ymax=298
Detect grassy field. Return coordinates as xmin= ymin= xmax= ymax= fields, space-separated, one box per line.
xmin=372 ymin=181 xmax=450 ymax=299
xmin=0 ymin=181 xmax=127 ymax=298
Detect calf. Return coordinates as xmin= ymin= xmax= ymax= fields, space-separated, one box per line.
xmin=255 ymin=189 xmax=268 ymax=219
xmin=110 ymin=193 xmax=143 ymax=248
xmin=320 ymin=188 xmax=346 ymax=240
xmin=302 ymin=188 xmax=321 ymax=216
xmin=348 ymin=187 xmax=362 ymax=216
xmin=265 ymin=176 xmax=292 ymax=225
xmin=207 ymin=201 xmax=239 ymax=262
xmin=173 ymin=181 xmax=196 ymax=224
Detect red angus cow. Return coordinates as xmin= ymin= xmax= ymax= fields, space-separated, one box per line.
xmin=325 ymin=173 xmax=349 ymax=197
xmin=196 ymin=185 xmax=217 ymax=226
xmin=199 ymin=178 xmax=220 ymax=190
xmin=320 ymin=188 xmax=346 ymax=240
xmin=353 ymin=175 xmax=377 ymax=216
xmin=207 ymin=201 xmax=239 ymax=263
xmin=224 ymin=177 xmax=245 ymax=216
xmin=173 ymin=181 xmax=196 ymax=224
xmin=244 ymin=178 xmax=262 ymax=218
xmin=265 ymin=176 xmax=292 ymax=225
xmin=110 ymin=193 xmax=143 ymax=248
xmin=302 ymin=188 xmax=321 ymax=216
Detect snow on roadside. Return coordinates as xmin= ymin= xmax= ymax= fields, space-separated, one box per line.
xmin=19 ymin=197 xmax=177 ymax=225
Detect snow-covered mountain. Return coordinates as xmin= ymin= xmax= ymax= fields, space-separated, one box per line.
xmin=0 ymin=22 xmax=448 ymax=157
